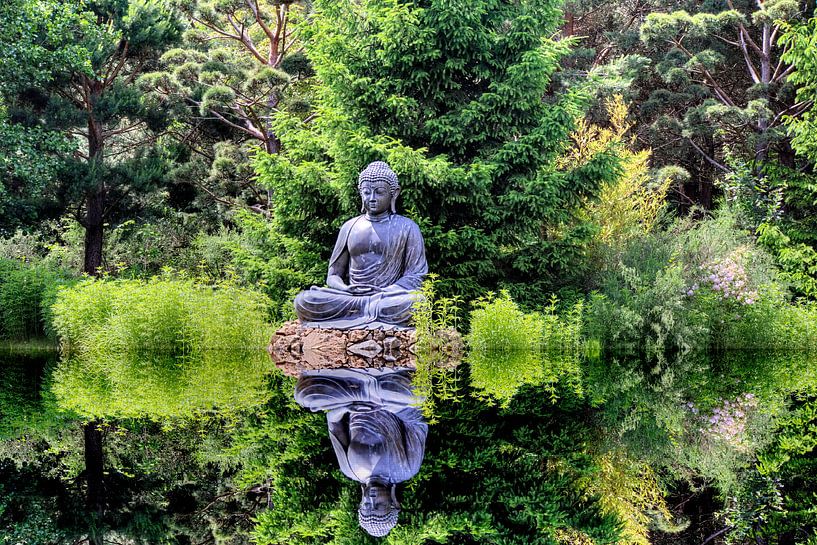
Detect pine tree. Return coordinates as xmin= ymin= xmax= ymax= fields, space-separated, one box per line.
xmin=0 ymin=0 xmax=183 ymax=275
xmin=1 ymin=3 xmax=182 ymax=542
xmin=255 ymin=0 xmax=621 ymax=306
xmin=139 ymin=0 xmax=315 ymax=214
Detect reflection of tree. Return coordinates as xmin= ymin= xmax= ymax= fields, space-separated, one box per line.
xmin=0 ymin=339 xmax=272 ymax=542
xmin=249 ymin=380 xmax=621 ymax=544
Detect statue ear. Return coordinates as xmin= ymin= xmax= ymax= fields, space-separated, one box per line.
xmin=391 ymin=189 xmax=400 ymax=214
xmin=390 ymin=484 xmax=400 ymax=509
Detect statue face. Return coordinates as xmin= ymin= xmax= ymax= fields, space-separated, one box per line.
xmin=359 ymin=482 xmax=392 ymax=516
xmin=359 ymin=180 xmax=392 ymax=215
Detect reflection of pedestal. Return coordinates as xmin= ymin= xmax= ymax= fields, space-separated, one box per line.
xmin=268 ymin=321 xmax=417 ymax=377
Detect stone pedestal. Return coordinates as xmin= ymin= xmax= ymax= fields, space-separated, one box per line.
xmin=269 ymin=321 xmax=418 ymax=377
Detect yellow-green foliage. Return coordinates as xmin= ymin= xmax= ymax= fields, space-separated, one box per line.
xmin=466 ymin=292 xmax=583 ymax=406
xmin=562 ymin=96 xmax=672 ymax=247
xmin=50 ymin=275 xmax=273 ymax=419
xmin=581 ymin=450 xmax=677 ymax=545
xmin=411 ymin=276 xmax=463 ymax=421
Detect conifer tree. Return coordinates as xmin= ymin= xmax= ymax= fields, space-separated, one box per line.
xmin=140 ymin=0 xmax=315 ymax=213
xmin=255 ymin=0 xmax=621 ymax=305
xmin=0 ymin=0 xmax=183 ymax=275
xmin=1 ymin=3 xmax=182 ymax=541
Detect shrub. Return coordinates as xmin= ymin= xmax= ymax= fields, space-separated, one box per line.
xmin=50 ymin=275 xmax=273 ymax=419
xmin=466 ymin=291 xmax=583 ymax=407
xmin=411 ymin=276 xmax=463 ymax=421
xmin=0 ymin=257 xmax=76 ymax=340
xmin=585 ymin=208 xmax=787 ymax=357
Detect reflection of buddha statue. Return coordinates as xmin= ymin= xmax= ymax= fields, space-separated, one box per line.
xmin=294 ymin=161 xmax=428 ymax=329
xmin=294 ymin=367 xmax=428 ymax=537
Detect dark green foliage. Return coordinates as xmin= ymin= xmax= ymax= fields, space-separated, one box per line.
xmin=561 ymin=0 xmax=809 ymax=212
xmin=0 ymin=458 xmax=72 ymax=543
xmin=249 ymin=377 xmax=622 ymax=545
xmin=137 ymin=0 xmax=315 ymax=214
xmin=255 ymin=0 xmax=622 ymax=307
xmin=0 ymin=122 xmax=75 ymax=236
xmin=0 ymin=0 xmax=184 ymax=274
xmin=216 ymin=211 xmax=324 ymax=322
xmin=725 ymin=393 xmax=817 ymax=542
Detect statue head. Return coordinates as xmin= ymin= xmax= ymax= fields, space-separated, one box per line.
xmin=358 ymin=161 xmax=400 ymax=214
xmin=358 ymin=480 xmax=400 ymax=537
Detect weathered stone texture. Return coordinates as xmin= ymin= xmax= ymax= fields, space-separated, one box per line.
xmin=269 ymin=321 xmax=418 ymax=377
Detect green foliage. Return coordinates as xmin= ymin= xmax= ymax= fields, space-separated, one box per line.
xmin=780 ymin=17 xmax=817 ymax=164
xmin=50 ymin=275 xmax=272 ymax=419
xmin=0 ymin=121 xmax=75 ymax=236
xmin=725 ymin=391 xmax=817 ymax=542
xmin=249 ymin=386 xmax=622 ymax=545
xmin=0 ymin=257 xmax=76 ymax=341
xmin=411 ymin=275 xmax=462 ymax=421
xmin=0 ymin=458 xmax=70 ymax=544
xmin=585 ymin=208 xmax=788 ymax=356
xmin=1 ymin=0 xmax=184 ymax=273
xmin=216 ymin=210 xmax=324 ymax=321
xmin=562 ymin=0 xmax=809 ymax=211
xmin=255 ymin=0 xmax=622 ymax=307
xmin=466 ymin=291 xmax=583 ymax=407
xmin=138 ymin=0 xmax=315 ymax=212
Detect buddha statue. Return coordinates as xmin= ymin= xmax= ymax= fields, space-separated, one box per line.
xmin=294 ymin=367 xmax=428 ymax=537
xmin=294 ymin=161 xmax=428 ymax=329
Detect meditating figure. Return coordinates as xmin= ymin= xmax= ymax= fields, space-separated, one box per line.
xmin=294 ymin=161 xmax=427 ymax=329
xmin=294 ymin=367 xmax=428 ymax=537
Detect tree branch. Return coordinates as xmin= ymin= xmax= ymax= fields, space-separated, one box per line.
xmin=739 ymin=32 xmax=761 ymax=83
xmin=104 ymin=121 xmax=143 ymax=138
xmin=770 ymin=99 xmax=813 ymax=127
xmin=674 ymin=40 xmax=736 ymax=106
xmin=193 ymin=15 xmax=266 ymax=64
xmin=206 ymin=108 xmax=265 ymax=140
xmin=687 ymin=137 xmax=731 ymax=172
xmin=104 ymin=41 xmax=129 ymax=87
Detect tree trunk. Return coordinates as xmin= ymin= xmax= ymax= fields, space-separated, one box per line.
xmin=84 ymin=113 xmax=106 ymax=275
xmin=755 ymin=23 xmax=772 ymax=167
xmin=84 ymin=421 xmax=105 ymax=545
xmin=83 ymin=100 xmax=106 ymax=545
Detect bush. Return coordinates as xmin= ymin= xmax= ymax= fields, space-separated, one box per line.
xmin=50 ymin=275 xmax=273 ymax=419
xmin=585 ymin=208 xmax=789 ymax=357
xmin=411 ymin=276 xmax=463 ymax=421
xmin=466 ymin=291 xmax=583 ymax=407
xmin=0 ymin=257 xmax=76 ymax=341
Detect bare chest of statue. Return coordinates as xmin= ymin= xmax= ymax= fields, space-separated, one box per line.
xmin=348 ymin=218 xmax=391 ymax=271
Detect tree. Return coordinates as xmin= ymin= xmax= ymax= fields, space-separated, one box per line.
xmin=1 ymin=3 xmax=183 ymax=540
xmin=0 ymin=0 xmax=183 ymax=275
xmin=140 ymin=0 xmax=314 ymax=214
xmin=559 ymin=0 xmax=811 ymax=210
xmin=255 ymin=0 xmax=621 ymax=307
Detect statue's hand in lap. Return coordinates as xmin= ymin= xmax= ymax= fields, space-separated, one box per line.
xmin=349 ymin=284 xmax=382 ymax=295
xmin=293 ymin=161 xmax=428 ymax=329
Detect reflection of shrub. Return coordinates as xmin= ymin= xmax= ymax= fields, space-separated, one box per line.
xmin=0 ymin=258 xmax=76 ymax=341
xmin=411 ymin=276 xmax=463 ymax=420
xmin=50 ymin=275 xmax=272 ymax=419
xmin=584 ymin=449 xmax=681 ymax=545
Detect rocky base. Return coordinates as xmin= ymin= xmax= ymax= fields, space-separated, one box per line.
xmin=269 ymin=321 xmax=418 ymax=377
